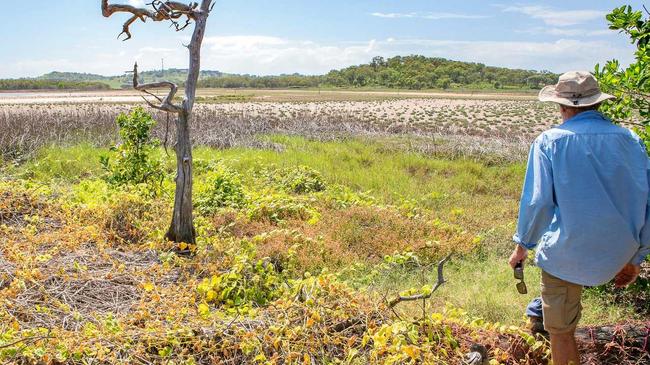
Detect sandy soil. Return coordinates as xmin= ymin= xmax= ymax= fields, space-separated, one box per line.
xmin=0 ymin=88 xmax=538 ymax=105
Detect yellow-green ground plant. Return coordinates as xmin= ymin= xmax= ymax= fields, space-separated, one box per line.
xmin=0 ymin=137 xmax=646 ymax=364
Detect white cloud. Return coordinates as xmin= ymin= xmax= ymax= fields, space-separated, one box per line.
xmin=517 ymin=27 xmax=614 ymax=37
xmin=199 ymin=36 xmax=634 ymax=75
xmin=501 ymin=5 xmax=605 ymax=27
xmin=371 ymin=12 xmax=489 ymax=20
xmin=398 ymin=38 xmax=622 ymax=72
xmin=1 ymin=35 xmax=636 ymax=78
xmin=201 ymin=36 xmax=378 ymax=75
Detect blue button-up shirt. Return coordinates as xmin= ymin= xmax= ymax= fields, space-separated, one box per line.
xmin=514 ymin=110 xmax=650 ymax=286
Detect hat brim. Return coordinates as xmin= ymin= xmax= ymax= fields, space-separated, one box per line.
xmin=538 ymin=85 xmax=615 ymax=107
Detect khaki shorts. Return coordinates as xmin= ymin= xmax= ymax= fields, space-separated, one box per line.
xmin=541 ymin=271 xmax=583 ymax=335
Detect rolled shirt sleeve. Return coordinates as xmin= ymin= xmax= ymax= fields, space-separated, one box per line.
xmin=513 ymin=139 xmax=555 ymax=250
xmin=633 ymin=162 xmax=650 ymax=265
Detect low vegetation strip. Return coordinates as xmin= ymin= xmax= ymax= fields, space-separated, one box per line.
xmin=0 ymin=79 xmax=111 ymax=91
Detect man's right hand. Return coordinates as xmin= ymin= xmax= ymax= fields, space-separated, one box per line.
xmin=614 ymin=264 xmax=641 ymax=288
xmin=509 ymin=245 xmax=528 ymax=269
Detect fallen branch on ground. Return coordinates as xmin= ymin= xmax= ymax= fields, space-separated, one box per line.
xmin=389 ymin=254 xmax=451 ymax=308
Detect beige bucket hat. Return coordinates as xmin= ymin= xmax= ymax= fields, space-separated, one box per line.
xmin=538 ymin=71 xmax=615 ymax=107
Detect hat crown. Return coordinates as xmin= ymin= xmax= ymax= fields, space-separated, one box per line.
xmin=555 ymin=71 xmax=600 ymax=98
xmin=538 ymin=70 xmax=614 ymax=107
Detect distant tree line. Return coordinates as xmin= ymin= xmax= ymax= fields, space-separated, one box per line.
xmin=0 ymin=79 xmax=111 ymax=91
xmin=199 ymin=56 xmax=558 ymax=90
xmin=198 ymin=74 xmax=321 ymax=89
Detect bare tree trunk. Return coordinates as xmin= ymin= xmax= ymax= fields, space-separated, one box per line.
xmin=101 ymin=0 xmax=213 ymax=246
xmin=165 ymin=111 xmax=195 ymax=243
xmin=165 ymin=0 xmax=211 ymax=245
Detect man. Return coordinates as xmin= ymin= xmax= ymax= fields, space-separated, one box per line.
xmin=508 ymin=71 xmax=650 ymax=365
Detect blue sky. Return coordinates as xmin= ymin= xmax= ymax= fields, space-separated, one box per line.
xmin=0 ymin=1 xmax=647 ymax=78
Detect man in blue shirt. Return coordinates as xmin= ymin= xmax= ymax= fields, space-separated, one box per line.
xmin=508 ymin=71 xmax=650 ymax=365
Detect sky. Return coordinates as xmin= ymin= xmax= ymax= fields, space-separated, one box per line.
xmin=0 ymin=1 xmax=647 ymax=78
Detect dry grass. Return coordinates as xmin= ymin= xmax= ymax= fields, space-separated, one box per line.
xmin=0 ymin=99 xmax=543 ymax=162
xmin=210 ymin=204 xmax=476 ymax=273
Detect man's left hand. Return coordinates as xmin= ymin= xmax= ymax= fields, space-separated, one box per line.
xmin=509 ymin=245 xmax=528 ymax=269
xmin=614 ymin=264 xmax=641 ymax=288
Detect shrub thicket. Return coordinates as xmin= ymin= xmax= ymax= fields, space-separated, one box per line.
xmin=195 ymin=163 xmax=247 ymax=214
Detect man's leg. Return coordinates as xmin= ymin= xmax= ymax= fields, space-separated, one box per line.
xmin=540 ymin=271 xmax=583 ymax=365
xmin=525 ymin=298 xmax=548 ymax=337
xmin=550 ymin=332 xmax=580 ymax=365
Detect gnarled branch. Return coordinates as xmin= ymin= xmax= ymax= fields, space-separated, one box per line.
xmin=389 ymin=254 xmax=451 ymax=308
xmin=101 ymin=0 xmax=199 ymax=40
xmin=132 ymin=62 xmax=182 ymax=113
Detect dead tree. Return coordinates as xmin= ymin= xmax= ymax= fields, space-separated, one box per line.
xmin=101 ymin=0 xmax=215 ymax=245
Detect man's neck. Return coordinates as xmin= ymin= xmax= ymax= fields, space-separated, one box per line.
xmin=562 ymin=109 xmax=596 ymax=122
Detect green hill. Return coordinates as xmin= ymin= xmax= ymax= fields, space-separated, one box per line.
xmin=1 ymin=56 xmax=558 ymax=91
xmin=323 ymin=55 xmax=558 ymax=90
xmin=39 ymin=72 xmax=110 ymax=82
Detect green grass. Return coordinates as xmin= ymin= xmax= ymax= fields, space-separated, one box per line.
xmin=355 ymin=254 xmax=638 ymax=326
xmin=196 ymin=136 xmax=524 ymax=202
xmin=6 ymin=136 xmax=640 ymax=327
xmin=16 ymin=143 xmax=108 ymax=181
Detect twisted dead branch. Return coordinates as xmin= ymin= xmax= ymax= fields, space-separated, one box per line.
xmin=389 ymin=254 xmax=451 ymax=308
xmin=132 ymin=63 xmax=182 ymax=113
xmin=101 ymin=0 xmax=199 ymax=41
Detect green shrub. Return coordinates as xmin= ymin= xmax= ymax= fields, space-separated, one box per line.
xmin=259 ymin=165 xmax=327 ymax=194
xmin=68 ymin=180 xmax=156 ymax=244
xmin=197 ymin=241 xmax=284 ymax=313
xmin=100 ymin=107 xmax=163 ymax=188
xmin=196 ymin=163 xmax=247 ymax=215
xmin=69 ymin=179 xmax=113 ymax=209
xmin=104 ymin=190 xmax=153 ymax=244
xmin=596 ymin=5 xmax=649 ymax=147
xmin=246 ymin=191 xmax=319 ymax=224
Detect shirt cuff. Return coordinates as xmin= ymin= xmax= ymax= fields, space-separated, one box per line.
xmin=513 ymin=234 xmax=537 ymax=250
xmin=630 ymin=252 xmax=648 ymax=266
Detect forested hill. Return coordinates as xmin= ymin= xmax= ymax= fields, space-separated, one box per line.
xmin=324 ymin=56 xmax=558 ymax=90
xmin=197 ymin=56 xmax=558 ymax=90
xmin=1 ymin=56 xmax=558 ymax=91
xmin=39 ymin=72 xmax=110 ymax=82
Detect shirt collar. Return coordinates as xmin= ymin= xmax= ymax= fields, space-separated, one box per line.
xmin=563 ymin=110 xmax=607 ymax=125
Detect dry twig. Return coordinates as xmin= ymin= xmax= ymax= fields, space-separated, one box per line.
xmin=389 ymin=254 xmax=451 ymax=308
